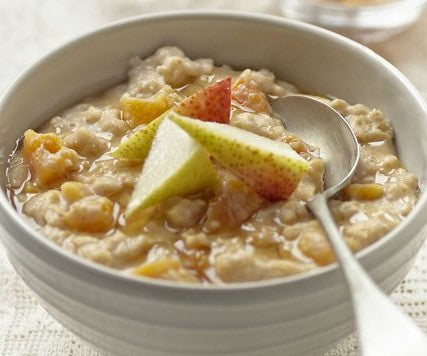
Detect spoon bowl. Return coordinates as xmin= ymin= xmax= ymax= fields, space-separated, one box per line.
xmin=272 ymin=95 xmax=360 ymax=196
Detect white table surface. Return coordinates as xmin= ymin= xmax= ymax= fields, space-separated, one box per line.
xmin=0 ymin=1 xmax=426 ymax=355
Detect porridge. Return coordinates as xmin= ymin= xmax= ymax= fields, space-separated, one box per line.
xmin=6 ymin=47 xmax=418 ymax=284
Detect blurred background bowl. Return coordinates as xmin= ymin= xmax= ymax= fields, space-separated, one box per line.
xmin=280 ymin=0 xmax=427 ymax=42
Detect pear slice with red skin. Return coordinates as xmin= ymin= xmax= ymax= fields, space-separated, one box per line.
xmin=169 ymin=112 xmax=309 ymax=200
xmin=175 ymin=77 xmax=231 ymax=123
xmin=112 ymin=78 xmax=232 ymax=160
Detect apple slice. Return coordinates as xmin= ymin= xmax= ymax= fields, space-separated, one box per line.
xmin=125 ymin=117 xmax=218 ymax=218
xmin=112 ymin=78 xmax=232 ymax=160
xmin=169 ymin=112 xmax=309 ymax=200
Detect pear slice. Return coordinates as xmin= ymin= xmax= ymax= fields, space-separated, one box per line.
xmin=169 ymin=112 xmax=309 ymax=200
xmin=125 ymin=117 xmax=218 ymax=218
xmin=111 ymin=112 xmax=167 ymax=160
xmin=175 ymin=77 xmax=231 ymax=123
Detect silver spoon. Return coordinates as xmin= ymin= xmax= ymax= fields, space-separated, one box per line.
xmin=272 ymin=95 xmax=427 ymax=356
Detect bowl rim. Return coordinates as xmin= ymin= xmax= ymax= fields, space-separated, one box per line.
xmin=1 ymin=10 xmax=426 ymax=294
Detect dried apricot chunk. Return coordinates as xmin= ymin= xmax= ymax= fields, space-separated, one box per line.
xmin=22 ymin=130 xmax=80 ymax=186
xmin=343 ymin=183 xmax=384 ymax=201
xmin=22 ymin=129 xmax=62 ymax=161
xmin=298 ymin=228 xmax=335 ymax=266
xmin=120 ymin=85 xmax=175 ymax=127
xmin=61 ymin=181 xmax=90 ymax=202
xmin=31 ymin=147 xmax=80 ymax=186
xmin=133 ymin=257 xmax=181 ymax=278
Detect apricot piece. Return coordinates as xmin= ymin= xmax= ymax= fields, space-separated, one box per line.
xmin=133 ymin=257 xmax=181 ymax=278
xmin=22 ymin=130 xmax=80 ymax=186
xmin=298 ymin=229 xmax=335 ymax=266
xmin=22 ymin=129 xmax=62 ymax=161
xmin=30 ymin=147 xmax=80 ymax=186
xmin=120 ymin=85 xmax=175 ymax=127
xmin=343 ymin=183 xmax=384 ymax=201
xmin=61 ymin=181 xmax=90 ymax=202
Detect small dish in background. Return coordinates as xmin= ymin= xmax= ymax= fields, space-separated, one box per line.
xmin=280 ymin=0 xmax=427 ymax=42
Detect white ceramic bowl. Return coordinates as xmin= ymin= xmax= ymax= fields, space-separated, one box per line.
xmin=0 ymin=11 xmax=426 ymax=356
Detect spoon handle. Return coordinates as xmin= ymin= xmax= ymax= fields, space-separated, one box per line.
xmin=308 ymin=194 xmax=427 ymax=356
